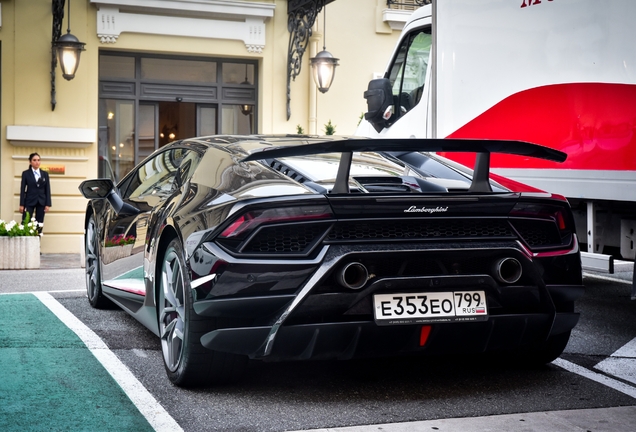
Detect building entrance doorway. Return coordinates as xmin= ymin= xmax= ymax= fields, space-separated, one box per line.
xmin=98 ymin=53 xmax=257 ymax=182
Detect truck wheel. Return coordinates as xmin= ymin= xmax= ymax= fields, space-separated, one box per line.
xmin=85 ymin=215 xmax=111 ymax=309
xmin=158 ymin=238 xmax=247 ymax=387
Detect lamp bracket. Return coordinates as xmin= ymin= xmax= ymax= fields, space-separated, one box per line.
xmin=51 ymin=0 xmax=66 ymax=111
xmin=286 ymin=0 xmax=331 ymax=120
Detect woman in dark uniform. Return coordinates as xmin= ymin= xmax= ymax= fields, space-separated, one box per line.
xmin=19 ymin=153 xmax=52 ymax=228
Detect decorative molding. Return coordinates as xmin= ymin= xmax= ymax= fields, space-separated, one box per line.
xmin=12 ymin=155 xmax=90 ymax=161
xmin=91 ymin=0 xmax=275 ymax=17
xmin=382 ymin=9 xmax=413 ymax=31
xmin=7 ymin=126 xmax=96 ymax=147
xmin=91 ymin=1 xmax=274 ymax=53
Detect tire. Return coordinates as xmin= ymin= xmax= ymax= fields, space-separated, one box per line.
xmin=85 ymin=214 xmax=111 ymax=309
xmin=158 ymin=238 xmax=248 ymax=387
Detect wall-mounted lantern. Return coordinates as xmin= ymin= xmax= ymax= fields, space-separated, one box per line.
xmin=51 ymin=0 xmax=86 ymax=110
xmin=310 ymin=49 xmax=339 ymax=94
xmin=54 ymin=32 xmax=85 ymax=81
xmin=310 ymin=6 xmax=338 ymax=94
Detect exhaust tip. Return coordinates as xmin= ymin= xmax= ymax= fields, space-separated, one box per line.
xmin=337 ymin=262 xmax=369 ymax=290
xmin=494 ymin=257 xmax=522 ymax=284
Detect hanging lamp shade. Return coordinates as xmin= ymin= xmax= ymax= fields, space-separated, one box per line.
xmin=310 ymin=50 xmax=339 ymax=93
xmin=240 ymin=104 xmax=254 ymax=116
xmin=54 ymin=32 xmax=86 ymax=81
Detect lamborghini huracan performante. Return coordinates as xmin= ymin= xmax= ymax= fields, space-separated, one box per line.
xmin=79 ymin=136 xmax=583 ymax=387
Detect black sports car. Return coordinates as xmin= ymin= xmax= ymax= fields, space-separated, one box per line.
xmin=79 ymin=135 xmax=583 ymax=387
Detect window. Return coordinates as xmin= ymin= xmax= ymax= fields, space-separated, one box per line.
xmin=99 ymin=53 xmax=257 ymax=182
xmin=141 ymin=58 xmax=217 ymax=83
xmin=99 ymin=99 xmax=135 ymax=182
xmin=123 ymin=148 xmax=192 ymax=201
xmin=99 ymin=55 xmax=135 ymax=79
xmin=386 ymin=29 xmax=432 ymax=118
xmin=198 ymin=106 xmax=217 ymax=136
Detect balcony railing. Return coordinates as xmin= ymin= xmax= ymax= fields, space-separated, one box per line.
xmin=387 ymin=0 xmax=432 ymax=11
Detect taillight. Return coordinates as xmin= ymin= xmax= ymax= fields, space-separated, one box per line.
xmin=219 ymin=205 xmax=333 ymax=239
xmin=220 ymin=214 xmax=255 ymax=238
xmin=509 ymin=202 xmax=574 ymax=251
xmin=555 ymin=210 xmax=566 ymax=230
xmin=511 ymin=202 xmax=571 ymax=231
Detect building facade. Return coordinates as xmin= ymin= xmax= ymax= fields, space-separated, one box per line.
xmin=0 ymin=0 xmax=421 ymax=253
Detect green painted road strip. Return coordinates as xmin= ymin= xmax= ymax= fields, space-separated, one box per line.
xmin=0 ymin=293 xmax=181 ymax=431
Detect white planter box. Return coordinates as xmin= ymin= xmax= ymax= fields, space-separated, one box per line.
xmin=102 ymin=244 xmax=134 ymax=264
xmin=0 ymin=236 xmax=40 ymax=269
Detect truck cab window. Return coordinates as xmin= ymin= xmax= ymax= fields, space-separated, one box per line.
xmin=387 ymin=29 xmax=432 ymax=118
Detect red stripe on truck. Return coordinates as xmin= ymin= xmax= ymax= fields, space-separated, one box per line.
xmin=441 ymin=83 xmax=636 ymax=171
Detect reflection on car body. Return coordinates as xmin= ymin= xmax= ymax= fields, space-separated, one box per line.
xmin=79 ymin=135 xmax=583 ymax=387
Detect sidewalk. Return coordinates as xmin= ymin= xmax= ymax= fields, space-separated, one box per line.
xmin=40 ymin=253 xmax=83 ymax=269
xmin=292 ymin=405 xmax=636 ymax=432
xmin=0 ymin=254 xmax=84 ymax=294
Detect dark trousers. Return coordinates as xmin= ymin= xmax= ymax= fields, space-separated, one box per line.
xmin=23 ymin=205 xmax=45 ymax=228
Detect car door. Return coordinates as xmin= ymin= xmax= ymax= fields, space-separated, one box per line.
xmin=101 ymin=148 xmax=190 ymax=299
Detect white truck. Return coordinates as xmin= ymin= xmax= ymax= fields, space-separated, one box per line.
xmin=357 ymin=0 xmax=636 ymax=279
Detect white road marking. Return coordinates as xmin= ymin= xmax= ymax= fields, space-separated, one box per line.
xmin=0 ymin=289 xmax=85 ymax=296
xmin=552 ymin=358 xmax=636 ymax=399
xmin=608 ymin=337 xmax=636 ymax=358
xmin=594 ymin=337 xmax=636 ymax=386
xmin=33 ymin=292 xmax=183 ymax=432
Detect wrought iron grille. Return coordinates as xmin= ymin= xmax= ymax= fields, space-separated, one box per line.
xmin=387 ymin=0 xmax=432 ymax=11
xmin=51 ymin=0 xmax=66 ymax=110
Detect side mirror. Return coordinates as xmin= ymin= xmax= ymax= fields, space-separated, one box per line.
xmin=363 ymin=78 xmax=394 ymax=133
xmin=79 ymin=179 xmax=114 ymax=199
xmin=78 ymin=179 xmax=139 ymax=216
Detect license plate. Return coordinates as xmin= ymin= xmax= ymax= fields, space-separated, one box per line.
xmin=373 ymin=291 xmax=488 ymax=325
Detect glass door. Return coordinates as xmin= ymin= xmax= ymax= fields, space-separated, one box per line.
xmin=197 ymin=105 xmax=217 ymax=136
xmin=99 ymin=99 xmax=135 ymax=182
xmin=138 ymin=103 xmax=158 ymax=162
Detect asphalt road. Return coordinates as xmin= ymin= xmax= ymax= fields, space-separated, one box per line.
xmin=1 ymin=260 xmax=635 ymax=431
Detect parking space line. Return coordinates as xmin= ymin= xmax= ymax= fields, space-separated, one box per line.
xmin=553 ymin=358 xmax=636 ymax=399
xmin=34 ymin=292 xmax=182 ymax=432
xmin=608 ymin=337 xmax=636 ymax=358
xmin=594 ymin=337 xmax=636 ymax=386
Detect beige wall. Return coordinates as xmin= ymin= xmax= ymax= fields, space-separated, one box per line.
xmin=0 ymin=0 xmax=404 ymax=253
xmin=1 ymin=0 xmax=98 ymax=253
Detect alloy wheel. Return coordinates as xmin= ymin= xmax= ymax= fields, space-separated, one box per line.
xmin=85 ymin=216 xmax=100 ymax=303
xmin=159 ymin=247 xmax=186 ymax=373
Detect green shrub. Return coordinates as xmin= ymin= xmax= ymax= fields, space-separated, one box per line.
xmin=324 ymin=120 xmax=336 ymax=135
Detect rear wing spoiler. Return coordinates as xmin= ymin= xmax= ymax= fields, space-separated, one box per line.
xmin=242 ymin=138 xmax=567 ymax=193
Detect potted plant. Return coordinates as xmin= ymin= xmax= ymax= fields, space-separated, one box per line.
xmin=0 ymin=212 xmax=42 ymax=269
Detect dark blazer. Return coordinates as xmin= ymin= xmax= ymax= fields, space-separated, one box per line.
xmin=20 ymin=169 xmax=52 ymax=207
